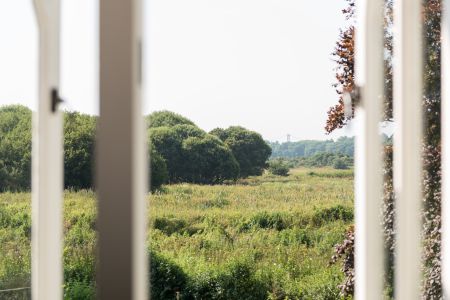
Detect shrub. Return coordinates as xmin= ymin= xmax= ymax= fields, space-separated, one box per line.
xmin=153 ymin=217 xmax=187 ymax=235
xmin=240 ymin=211 xmax=286 ymax=231
xmin=312 ymin=205 xmax=353 ymax=226
xmin=64 ymin=281 xmax=95 ymax=300
xmin=187 ymin=260 xmax=267 ymax=300
xmin=268 ymin=159 xmax=290 ymax=176
xmin=332 ymin=158 xmax=348 ymax=170
xmin=149 ymin=251 xmax=188 ymax=300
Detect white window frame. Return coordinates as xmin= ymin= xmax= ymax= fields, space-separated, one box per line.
xmin=354 ymin=0 xmax=384 ymax=298
xmin=32 ymin=1 xmax=63 ymax=299
xmin=355 ymin=0 xmax=424 ymax=298
xmin=97 ymin=0 xmax=148 ymax=299
xmin=393 ymin=0 xmax=423 ymax=298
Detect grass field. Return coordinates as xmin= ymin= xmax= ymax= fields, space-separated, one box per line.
xmin=0 ymin=168 xmax=354 ymax=299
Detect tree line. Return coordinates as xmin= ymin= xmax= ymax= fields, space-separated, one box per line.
xmin=268 ymin=136 xmax=355 ymax=158
xmin=0 ymin=106 xmax=272 ymax=191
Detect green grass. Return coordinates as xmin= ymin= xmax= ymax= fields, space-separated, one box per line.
xmin=0 ymin=168 xmax=353 ymax=299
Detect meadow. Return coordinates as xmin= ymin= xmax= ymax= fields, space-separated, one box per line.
xmin=0 ymin=168 xmax=354 ymax=299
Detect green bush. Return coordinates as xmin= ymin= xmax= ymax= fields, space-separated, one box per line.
xmin=186 ymin=260 xmax=267 ymax=300
xmin=240 ymin=211 xmax=287 ymax=231
xmin=153 ymin=217 xmax=187 ymax=236
xmin=64 ymin=281 xmax=95 ymax=300
xmin=312 ymin=205 xmax=353 ymax=226
xmin=332 ymin=158 xmax=348 ymax=170
xmin=149 ymin=251 xmax=188 ymax=300
xmin=268 ymin=159 xmax=290 ymax=176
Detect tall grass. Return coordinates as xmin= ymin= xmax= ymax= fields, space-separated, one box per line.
xmin=0 ymin=168 xmax=353 ymax=299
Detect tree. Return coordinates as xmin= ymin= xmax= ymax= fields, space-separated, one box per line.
xmin=149 ymin=125 xmax=191 ymax=182
xmin=181 ymin=135 xmax=239 ymax=184
xmin=269 ymin=137 xmax=355 ymax=159
xmin=147 ymin=111 xmax=196 ymax=128
xmin=149 ymin=146 xmax=168 ymax=190
xmin=0 ymin=105 xmax=32 ymax=191
xmin=64 ymin=112 xmax=96 ymax=189
xmin=210 ymin=126 xmax=272 ymax=178
xmin=150 ymin=124 xmax=239 ymax=184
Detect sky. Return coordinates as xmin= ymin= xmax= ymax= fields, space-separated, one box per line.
xmin=0 ymin=0 xmax=353 ymax=142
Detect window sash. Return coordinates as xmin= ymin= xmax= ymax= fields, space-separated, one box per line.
xmin=32 ymin=1 xmax=63 ymax=299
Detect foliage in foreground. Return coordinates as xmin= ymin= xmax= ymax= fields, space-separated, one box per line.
xmin=0 ymin=168 xmax=353 ymax=299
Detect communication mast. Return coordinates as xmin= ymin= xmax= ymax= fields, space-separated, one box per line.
xmin=287 ymin=134 xmax=291 ymax=143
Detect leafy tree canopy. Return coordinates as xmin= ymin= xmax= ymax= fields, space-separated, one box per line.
xmin=0 ymin=105 xmax=32 ymax=191
xmin=150 ymin=124 xmax=239 ymax=184
xmin=147 ymin=110 xmax=196 ymax=128
xmin=210 ymin=126 xmax=272 ymax=177
xmin=64 ymin=112 xmax=96 ymax=189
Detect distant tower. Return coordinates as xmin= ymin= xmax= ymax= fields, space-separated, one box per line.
xmin=287 ymin=134 xmax=291 ymax=143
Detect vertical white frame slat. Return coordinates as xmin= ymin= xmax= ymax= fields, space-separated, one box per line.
xmin=31 ymin=0 xmax=63 ymax=299
xmin=442 ymin=0 xmax=450 ymax=297
xmin=393 ymin=0 xmax=423 ymax=299
xmin=354 ymin=0 xmax=384 ymax=298
xmin=97 ymin=0 xmax=148 ymax=299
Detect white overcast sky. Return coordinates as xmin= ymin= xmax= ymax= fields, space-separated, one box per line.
xmin=0 ymin=0 xmax=353 ymax=141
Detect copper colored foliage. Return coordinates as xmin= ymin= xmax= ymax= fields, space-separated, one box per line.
xmin=330 ymin=225 xmax=354 ymax=297
xmin=325 ymin=5 xmax=355 ymax=134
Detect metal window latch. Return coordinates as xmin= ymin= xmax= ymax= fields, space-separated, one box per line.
xmin=51 ymin=88 xmax=64 ymax=113
xmin=343 ymin=85 xmax=362 ymax=118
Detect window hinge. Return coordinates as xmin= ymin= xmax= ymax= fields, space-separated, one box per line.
xmin=51 ymin=88 xmax=64 ymax=113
